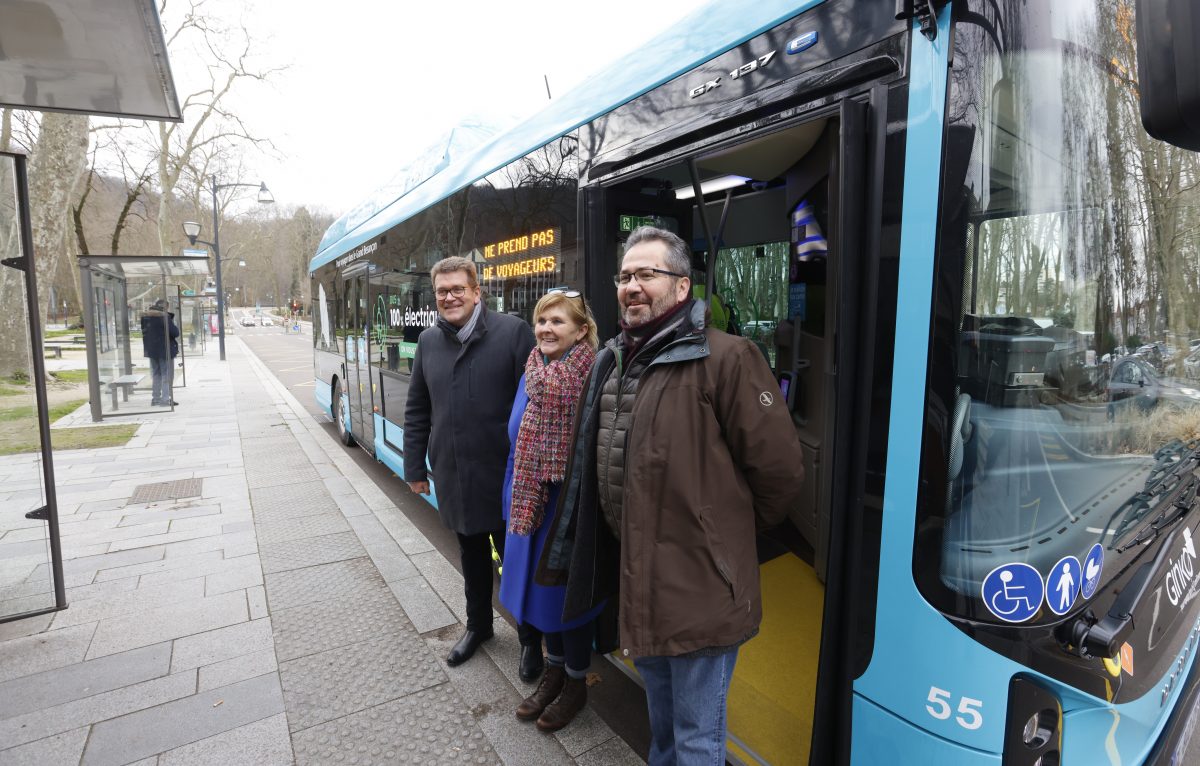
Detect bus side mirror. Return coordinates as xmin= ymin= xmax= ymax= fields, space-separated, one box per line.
xmin=1136 ymin=0 xmax=1200 ymax=150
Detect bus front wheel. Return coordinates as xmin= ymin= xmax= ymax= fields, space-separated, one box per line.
xmin=333 ymin=380 xmax=354 ymax=446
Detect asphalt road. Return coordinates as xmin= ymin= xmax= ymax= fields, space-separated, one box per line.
xmin=229 ymin=308 xmax=651 ymax=758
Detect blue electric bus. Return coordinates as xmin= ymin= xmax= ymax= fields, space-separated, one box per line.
xmin=309 ymin=1 xmax=1200 ymax=762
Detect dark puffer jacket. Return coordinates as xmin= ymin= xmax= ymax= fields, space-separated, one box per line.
xmin=141 ymin=309 xmax=179 ymax=359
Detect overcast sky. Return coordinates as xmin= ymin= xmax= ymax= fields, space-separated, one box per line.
xmin=168 ymin=0 xmax=700 ymax=217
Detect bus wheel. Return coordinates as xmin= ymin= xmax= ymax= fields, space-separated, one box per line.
xmin=333 ymin=380 xmax=354 ymax=446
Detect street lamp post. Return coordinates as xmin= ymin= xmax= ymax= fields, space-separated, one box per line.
xmin=182 ymin=177 xmax=273 ymax=360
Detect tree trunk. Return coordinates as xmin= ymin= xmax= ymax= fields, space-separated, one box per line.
xmin=28 ymin=113 xmax=89 ymax=330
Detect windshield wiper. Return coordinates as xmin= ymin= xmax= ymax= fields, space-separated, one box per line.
xmin=1115 ymin=477 xmax=1198 ymax=554
xmin=1068 ymin=512 xmax=1195 ymax=659
xmin=1106 ymin=440 xmax=1200 ymax=543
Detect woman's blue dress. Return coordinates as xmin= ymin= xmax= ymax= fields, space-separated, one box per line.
xmin=499 ymin=374 xmax=605 ymax=633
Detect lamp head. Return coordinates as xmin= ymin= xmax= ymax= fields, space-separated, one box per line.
xmin=182 ymin=220 xmax=201 ymax=245
xmin=257 ymin=183 xmax=274 ymax=204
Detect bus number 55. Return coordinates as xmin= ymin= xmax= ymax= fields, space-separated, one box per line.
xmin=926 ymin=687 xmax=983 ymax=730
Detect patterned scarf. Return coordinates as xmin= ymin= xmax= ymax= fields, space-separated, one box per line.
xmin=509 ymin=342 xmax=596 ymax=536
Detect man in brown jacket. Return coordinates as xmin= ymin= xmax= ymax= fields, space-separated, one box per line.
xmin=538 ymin=226 xmax=804 ymax=765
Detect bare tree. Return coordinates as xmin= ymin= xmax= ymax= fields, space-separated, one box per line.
xmin=152 ymin=0 xmax=281 ymax=256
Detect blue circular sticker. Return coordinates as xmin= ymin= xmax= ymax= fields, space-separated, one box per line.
xmin=1047 ymin=556 xmax=1083 ymax=615
xmin=982 ymin=563 xmax=1045 ymax=623
xmin=1081 ymin=543 xmax=1104 ymax=600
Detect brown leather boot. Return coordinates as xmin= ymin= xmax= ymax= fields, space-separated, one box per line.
xmin=516 ymin=665 xmax=565 ymax=721
xmin=535 ymin=674 xmax=587 ymax=732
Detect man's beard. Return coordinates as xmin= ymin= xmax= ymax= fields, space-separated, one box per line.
xmin=621 ymin=290 xmax=679 ymax=327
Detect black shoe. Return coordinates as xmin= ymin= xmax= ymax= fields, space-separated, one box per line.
xmin=519 ymin=644 xmax=545 ymax=683
xmin=446 ymin=628 xmax=493 ymax=667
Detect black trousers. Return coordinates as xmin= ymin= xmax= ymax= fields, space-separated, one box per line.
xmin=456 ymin=530 xmax=542 ymax=646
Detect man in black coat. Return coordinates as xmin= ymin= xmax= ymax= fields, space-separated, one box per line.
xmin=403 ymin=256 xmax=543 ymax=677
xmin=141 ymin=298 xmax=180 ymax=406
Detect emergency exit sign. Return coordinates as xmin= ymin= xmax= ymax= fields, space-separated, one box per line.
xmin=619 ymin=214 xmax=656 ymax=232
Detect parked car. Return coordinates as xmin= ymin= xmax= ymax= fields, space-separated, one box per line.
xmin=742 ymin=319 xmax=777 ymax=342
xmin=1107 ymin=355 xmax=1200 ymax=418
xmin=1185 ymin=347 xmax=1200 ymax=380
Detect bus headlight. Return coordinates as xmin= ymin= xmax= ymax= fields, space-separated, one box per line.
xmin=1004 ymin=677 xmax=1062 ymax=766
xmin=1021 ymin=709 xmax=1057 ymax=748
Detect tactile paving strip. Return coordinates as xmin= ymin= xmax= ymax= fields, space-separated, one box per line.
xmin=250 ymin=482 xmax=341 ymax=522
xmin=271 ymin=589 xmax=412 ymax=661
xmin=129 ymin=478 xmax=204 ymax=504
xmin=256 ymin=512 xmax=350 ymax=546
xmin=259 ymin=532 xmax=366 ymax=574
xmin=264 ymin=557 xmax=387 ymax=611
xmin=280 ymin=631 xmax=446 ymax=731
xmin=247 ymin=463 xmax=321 ymax=490
xmin=291 ymin=684 xmax=499 ymax=765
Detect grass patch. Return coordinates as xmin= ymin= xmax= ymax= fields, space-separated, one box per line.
xmin=49 ymin=398 xmax=88 ymax=421
xmin=49 ymin=369 xmax=89 ymax=384
xmin=0 ymin=385 xmax=24 ymax=397
xmin=43 ymin=328 xmax=78 ymax=338
xmin=0 ymin=398 xmax=87 ymax=423
xmin=0 ymin=424 xmax=138 ymax=456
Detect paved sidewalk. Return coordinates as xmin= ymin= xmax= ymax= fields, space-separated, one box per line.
xmin=0 ymin=339 xmax=640 ymax=765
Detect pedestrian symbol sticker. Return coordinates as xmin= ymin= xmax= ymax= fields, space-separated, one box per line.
xmin=1081 ymin=543 xmax=1104 ymax=600
xmin=1047 ymin=556 xmax=1082 ymax=616
xmin=982 ymin=563 xmax=1044 ymax=623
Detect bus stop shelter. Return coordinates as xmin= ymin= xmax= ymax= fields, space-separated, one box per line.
xmin=0 ymin=0 xmax=182 ymax=625
xmin=77 ymin=254 xmax=210 ymax=421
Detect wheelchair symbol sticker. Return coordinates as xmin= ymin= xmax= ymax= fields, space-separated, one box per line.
xmin=1081 ymin=543 xmax=1104 ymax=600
xmin=1046 ymin=555 xmax=1082 ymax=616
xmin=981 ymin=563 xmax=1044 ymax=623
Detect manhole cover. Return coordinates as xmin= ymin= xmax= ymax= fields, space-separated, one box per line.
xmin=129 ymin=478 xmax=203 ymax=504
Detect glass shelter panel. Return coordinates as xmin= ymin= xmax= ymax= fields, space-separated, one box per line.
xmin=0 ymin=152 xmax=63 ymax=621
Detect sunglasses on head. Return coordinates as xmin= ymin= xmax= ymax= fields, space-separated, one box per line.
xmin=546 ymin=287 xmax=588 ymax=312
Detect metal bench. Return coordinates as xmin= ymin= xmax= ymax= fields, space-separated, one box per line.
xmin=45 ymin=346 xmax=62 ymax=358
xmin=107 ymin=374 xmax=145 ymax=410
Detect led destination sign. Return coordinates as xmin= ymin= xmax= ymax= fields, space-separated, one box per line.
xmin=480 ymin=226 xmax=560 ymax=280
xmin=482 ymin=227 xmax=556 ymax=259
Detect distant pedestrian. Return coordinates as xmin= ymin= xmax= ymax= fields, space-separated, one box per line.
xmin=499 ymin=289 xmax=600 ymax=732
xmin=539 ymin=227 xmax=805 ymax=765
xmin=141 ymin=298 xmax=179 ymax=407
xmin=404 ymin=256 xmax=543 ymax=675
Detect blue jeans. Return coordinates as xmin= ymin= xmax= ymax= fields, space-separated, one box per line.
xmin=634 ymin=648 xmax=739 ymax=766
xmin=149 ymin=356 xmax=173 ymax=404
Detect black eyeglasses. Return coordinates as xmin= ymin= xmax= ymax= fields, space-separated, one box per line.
xmin=613 ymin=267 xmax=688 ymax=286
xmin=434 ymin=285 xmax=470 ymax=300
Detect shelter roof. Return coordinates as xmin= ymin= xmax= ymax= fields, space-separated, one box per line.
xmin=0 ymin=0 xmax=181 ymax=121
xmin=77 ymin=254 xmax=209 ymax=279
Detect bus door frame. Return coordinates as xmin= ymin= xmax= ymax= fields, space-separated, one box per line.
xmin=341 ymin=266 xmax=375 ymax=449
xmin=583 ymin=90 xmax=879 ymax=764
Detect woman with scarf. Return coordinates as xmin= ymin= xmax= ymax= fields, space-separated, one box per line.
xmin=499 ymin=289 xmax=601 ymax=732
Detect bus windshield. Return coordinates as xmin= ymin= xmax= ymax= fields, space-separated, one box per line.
xmin=918 ymin=0 xmax=1200 ymax=622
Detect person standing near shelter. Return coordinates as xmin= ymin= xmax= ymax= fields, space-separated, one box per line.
xmin=538 ymin=226 xmax=804 ymax=764
xmin=404 ymin=256 xmax=544 ymax=677
xmin=141 ymin=298 xmax=179 ymax=406
xmin=499 ymin=289 xmax=601 ymax=732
